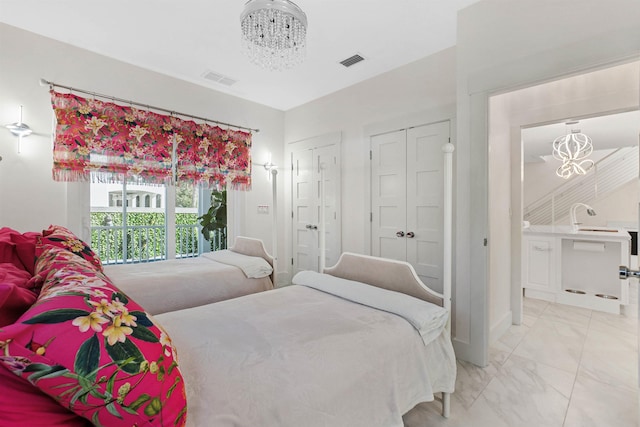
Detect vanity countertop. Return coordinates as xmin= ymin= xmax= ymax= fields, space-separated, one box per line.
xmin=524 ymin=224 xmax=631 ymax=241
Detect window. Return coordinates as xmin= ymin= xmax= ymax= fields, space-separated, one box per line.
xmin=175 ymin=182 xmax=200 ymax=258
xmin=90 ymin=182 xmax=211 ymax=264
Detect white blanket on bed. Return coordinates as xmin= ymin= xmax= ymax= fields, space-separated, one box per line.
xmin=292 ymin=270 xmax=448 ymax=345
xmin=202 ymin=249 xmax=272 ymax=279
xmin=157 ymin=285 xmax=456 ymax=427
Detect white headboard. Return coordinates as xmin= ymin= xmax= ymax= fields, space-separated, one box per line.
xmin=230 ymin=236 xmax=275 ymax=283
xmin=323 ymin=252 xmax=444 ymax=307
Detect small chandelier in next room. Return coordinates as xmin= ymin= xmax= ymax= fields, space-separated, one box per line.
xmin=240 ymin=0 xmax=308 ymax=71
xmin=552 ymin=122 xmax=595 ymax=179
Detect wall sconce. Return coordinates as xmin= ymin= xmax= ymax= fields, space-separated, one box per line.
xmin=4 ymin=105 xmax=33 ymax=153
xmin=253 ymin=153 xmax=277 ymax=179
xmin=261 ymin=161 xmax=277 ymax=181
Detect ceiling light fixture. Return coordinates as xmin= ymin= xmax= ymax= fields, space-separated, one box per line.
xmin=240 ymin=0 xmax=308 ymax=71
xmin=552 ymin=121 xmax=594 ymax=179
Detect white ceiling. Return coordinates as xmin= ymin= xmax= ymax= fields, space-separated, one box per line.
xmin=0 ymin=0 xmax=481 ymax=111
xmin=521 ymin=110 xmax=640 ymax=163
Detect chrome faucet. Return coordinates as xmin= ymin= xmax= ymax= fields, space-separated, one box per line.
xmin=570 ymin=202 xmax=596 ymax=232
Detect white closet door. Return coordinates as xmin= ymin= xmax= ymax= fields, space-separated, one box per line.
xmin=371 ymin=129 xmax=407 ymax=262
xmin=406 ymin=122 xmax=448 ymax=292
xmin=315 ymin=144 xmax=341 ymax=269
xmin=292 ymin=148 xmax=317 ymax=273
xmin=290 ymin=134 xmax=341 ymax=274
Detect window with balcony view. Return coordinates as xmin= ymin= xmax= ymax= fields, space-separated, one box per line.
xmin=90 ymin=181 xmax=209 ymax=264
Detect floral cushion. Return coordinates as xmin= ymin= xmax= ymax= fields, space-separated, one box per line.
xmin=0 ymin=245 xmax=187 ymax=427
xmin=37 ymin=225 xmax=103 ymax=272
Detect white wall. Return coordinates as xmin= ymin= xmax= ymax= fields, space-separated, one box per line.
xmin=0 ymin=24 xmax=285 ymax=266
xmin=591 ymin=180 xmax=639 ymax=227
xmin=488 ymin=93 xmax=512 ymax=343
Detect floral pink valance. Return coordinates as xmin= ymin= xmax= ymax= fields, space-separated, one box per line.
xmin=50 ymin=90 xmax=252 ymax=190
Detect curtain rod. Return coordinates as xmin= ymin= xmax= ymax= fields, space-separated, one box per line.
xmin=39 ymin=78 xmax=260 ymax=133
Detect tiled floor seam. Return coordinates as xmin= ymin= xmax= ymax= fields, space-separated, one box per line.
xmin=561 ymin=309 xmax=593 ymax=427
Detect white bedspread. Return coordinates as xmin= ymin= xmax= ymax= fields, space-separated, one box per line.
xmin=292 ymin=270 xmax=449 ymax=345
xmin=157 ymin=285 xmax=457 ymax=427
xmin=202 ymin=250 xmax=273 ymax=278
xmin=104 ymin=255 xmax=272 ymax=315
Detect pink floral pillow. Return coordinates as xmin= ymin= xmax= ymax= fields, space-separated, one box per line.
xmin=37 ymin=225 xmax=103 ymax=272
xmin=0 ymin=245 xmax=187 ymax=427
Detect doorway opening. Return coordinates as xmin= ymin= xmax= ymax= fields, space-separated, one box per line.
xmin=487 ymin=60 xmax=640 ymax=341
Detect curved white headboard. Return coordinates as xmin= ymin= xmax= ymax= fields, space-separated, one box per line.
xmin=323 ymin=252 xmax=444 ymax=307
xmin=230 ymin=236 xmax=275 ymax=283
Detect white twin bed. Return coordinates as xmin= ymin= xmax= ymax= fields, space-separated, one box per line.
xmin=152 ymin=252 xmax=457 ymax=427
xmin=104 ymin=236 xmax=274 ymax=314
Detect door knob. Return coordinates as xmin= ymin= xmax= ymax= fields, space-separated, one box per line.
xmin=406 ymin=232 xmax=415 ymax=238
xmin=396 ymin=231 xmax=405 ymax=237
xmin=619 ymin=265 xmax=640 ymax=279
xmin=306 ymin=224 xmax=318 ymax=230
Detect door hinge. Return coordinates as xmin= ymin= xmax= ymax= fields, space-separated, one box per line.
xmin=291 ymin=211 xmax=294 ymax=219
xmin=370 ymin=212 xmax=373 ymax=222
xmin=369 ymin=150 xmax=372 ymax=160
xmin=291 ymin=258 xmax=294 ymax=265
xmin=483 ymin=238 xmax=488 ymax=246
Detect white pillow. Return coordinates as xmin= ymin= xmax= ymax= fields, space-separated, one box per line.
xmin=202 ymin=250 xmax=273 ymax=279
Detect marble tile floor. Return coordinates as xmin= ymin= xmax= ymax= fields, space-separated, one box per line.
xmin=403 ymin=295 xmax=639 ymax=427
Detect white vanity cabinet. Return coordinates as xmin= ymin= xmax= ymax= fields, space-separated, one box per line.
xmin=522 ymin=235 xmax=557 ymax=297
xmin=522 ymin=225 xmax=631 ymax=314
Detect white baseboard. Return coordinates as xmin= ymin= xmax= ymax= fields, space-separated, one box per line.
xmin=490 ymin=310 xmax=513 ymax=344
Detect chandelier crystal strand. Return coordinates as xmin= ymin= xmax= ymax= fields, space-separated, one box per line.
xmin=241 ymin=0 xmax=307 ymax=71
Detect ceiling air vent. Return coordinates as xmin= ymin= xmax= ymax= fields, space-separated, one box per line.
xmin=339 ymin=54 xmax=365 ymax=68
xmin=202 ymin=70 xmax=237 ymax=86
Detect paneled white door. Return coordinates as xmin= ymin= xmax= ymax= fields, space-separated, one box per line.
xmin=371 ymin=121 xmax=449 ymax=292
xmin=291 ymin=135 xmax=341 ymax=275
xmin=406 ymin=122 xmax=448 ymax=291
xmin=292 ymin=148 xmax=316 ymax=272
xmin=371 ymin=129 xmax=408 ymax=261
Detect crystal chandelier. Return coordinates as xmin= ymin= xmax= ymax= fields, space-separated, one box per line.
xmin=240 ymin=0 xmax=308 ymax=71
xmin=552 ymin=122 xmax=594 ymax=179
